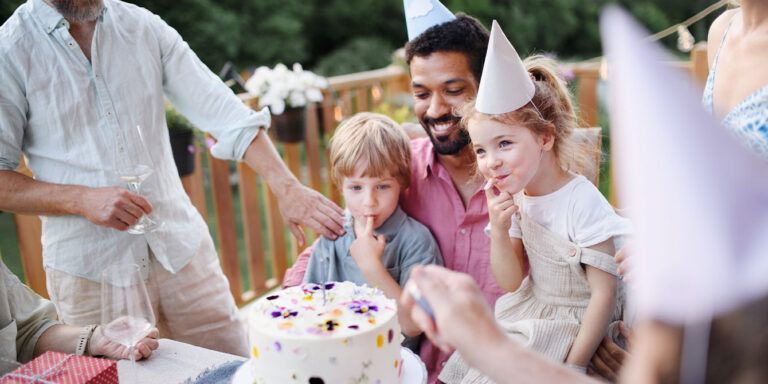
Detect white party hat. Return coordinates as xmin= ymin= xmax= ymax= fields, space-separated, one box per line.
xmin=404 ymin=0 xmax=456 ymax=41
xmin=601 ymin=6 xmax=768 ymax=325
xmin=476 ymin=20 xmax=535 ymax=114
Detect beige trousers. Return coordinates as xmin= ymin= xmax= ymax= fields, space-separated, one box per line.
xmin=45 ymin=237 xmax=249 ymax=357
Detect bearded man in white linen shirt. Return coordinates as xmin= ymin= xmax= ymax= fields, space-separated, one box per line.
xmin=0 ymin=0 xmax=345 ymax=356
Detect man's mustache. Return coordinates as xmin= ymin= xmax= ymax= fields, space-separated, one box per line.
xmin=422 ymin=114 xmax=459 ymax=126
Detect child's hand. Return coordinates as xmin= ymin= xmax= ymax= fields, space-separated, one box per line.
xmin=615 ymin=243 xmax=633 ymax=282
xmin=350 ymin=216 xmax=387 ymax=273
xmin=485 ymin=182 xmax=518 ymax=235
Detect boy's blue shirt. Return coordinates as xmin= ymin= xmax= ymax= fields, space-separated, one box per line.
xmin=303 ymin=206 xmax=443 ymax=287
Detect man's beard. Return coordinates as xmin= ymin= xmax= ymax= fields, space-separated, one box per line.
xmin=50 ymin=0 xmax=104 ymax=22
xmin=421 ymin=114 xmax=471 ymax=156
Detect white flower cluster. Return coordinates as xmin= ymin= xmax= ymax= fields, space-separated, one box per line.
xmin=244 ymin=63 xmax=329 ymax=115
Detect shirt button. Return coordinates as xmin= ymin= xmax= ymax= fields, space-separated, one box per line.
xmin=460 ymin=228 xmax=467 ymax=234
xmin=569 ymin=248 xmax=577 ymax=257
xmin=107 ymin=111 xmax=111 ymax=116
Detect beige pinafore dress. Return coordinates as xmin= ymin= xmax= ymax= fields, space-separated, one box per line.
xmin=439 ymin=212 xmax=623 ymax=384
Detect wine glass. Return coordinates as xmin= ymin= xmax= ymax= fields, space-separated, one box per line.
xmin=115 ymin=124 xmax=162 ymax=234
xmin=101 ymin=264 xmax=155 ymax=378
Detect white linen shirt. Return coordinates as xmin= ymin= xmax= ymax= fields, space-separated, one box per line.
xmin=0 ymin=0 xmax=271 ymax=281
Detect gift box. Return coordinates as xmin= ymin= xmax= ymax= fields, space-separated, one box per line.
xmin=1 ymin=351 xmax=118 ymax=384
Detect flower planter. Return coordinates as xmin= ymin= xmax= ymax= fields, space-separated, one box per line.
xmin=272 ymin=106 xmax=307 ymax=143
xmin=169 ymin=128 xmax=196 ymax=177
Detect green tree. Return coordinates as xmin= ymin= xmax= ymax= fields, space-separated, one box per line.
xmin=131 ymin=0 xmax=241 ymax=72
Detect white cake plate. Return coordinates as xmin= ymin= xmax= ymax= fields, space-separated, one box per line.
xmin=232 ymin=346 xmax=427 ymax=384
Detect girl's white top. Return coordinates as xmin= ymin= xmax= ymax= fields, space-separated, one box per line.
xmin=487 ymin=175 xmax=632 ymax=251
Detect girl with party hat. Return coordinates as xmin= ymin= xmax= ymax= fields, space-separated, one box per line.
xmin=438 ymin=21 xmax=631 ymax=383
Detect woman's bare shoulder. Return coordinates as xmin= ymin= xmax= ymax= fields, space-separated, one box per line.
xmin=707 ymin=8 xmax=740 ymax=66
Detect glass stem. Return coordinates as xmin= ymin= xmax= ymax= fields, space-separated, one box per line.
xmin=130 ymin=344 xmax=138 ymax=382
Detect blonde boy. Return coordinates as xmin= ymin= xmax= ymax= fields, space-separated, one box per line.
xmin=303 ymin=112 xmax=443 ymax=339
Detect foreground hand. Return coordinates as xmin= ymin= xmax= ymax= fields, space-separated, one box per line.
xmin=588 ymin=322 xmax=633 ymax=382
xmin=279 ymin=183 xmax=345 ymax=246
xmin=89 ymin=326 xmax=160 ymax=360
xmin=79 ymin=187 xmax=152 ymax=231
xmin=349 ymin=216 xmax=386 ymax=273
xmin=484 ymin=182 xmax=518 ymax=234
xmin=401 ymin=266 xmax=501 ymax=359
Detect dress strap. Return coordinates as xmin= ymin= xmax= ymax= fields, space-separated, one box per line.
xmin=703 ymin=11 xmax=739 ymax=111
xmin=711 ymin=11 xmax=739 ymax=75
xmin=519 ymin=211 xmax=619 ymax=277
xmin=579 ymin=247 xmax=619 ymax=277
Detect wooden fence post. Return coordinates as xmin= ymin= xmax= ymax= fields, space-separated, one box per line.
xmin=691 ymin=42 xmax=709 ymax=85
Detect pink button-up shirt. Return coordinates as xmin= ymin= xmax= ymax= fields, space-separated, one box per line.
xmin=401 ymin=138 xmax=505 ymax=384
xmin=283 ymin=137 xmax=505 ymax=383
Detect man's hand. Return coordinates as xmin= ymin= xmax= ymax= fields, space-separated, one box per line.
xmin=89 ymin=326 xmax=160 ymax=360
xmin=485 ymin=182 xmax=518 ymax=235
xmin=349 ymin=216 xmax=386 ymax=273
xmin=79 ymin=187 xmax=152 ymax=231
xmin=588 ymin=322 xmax=633 ymax=382
xmin=279 ymin=183 xmax=345 ymax=247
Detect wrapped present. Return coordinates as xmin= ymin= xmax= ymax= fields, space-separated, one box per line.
xmin=1 ymin=351 xmax=118 ymax=384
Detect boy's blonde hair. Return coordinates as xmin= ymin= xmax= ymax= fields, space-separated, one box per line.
xmin=460 ymin=55 xmax=595 ymax=175
xmin=329 ymin=112 xmax=411 ymax=189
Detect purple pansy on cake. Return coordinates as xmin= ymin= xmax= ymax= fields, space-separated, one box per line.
xmin=271 ymin=307 xmax=299 ymax=319
xmin=348 ymin=300 xmax=378 ymax=314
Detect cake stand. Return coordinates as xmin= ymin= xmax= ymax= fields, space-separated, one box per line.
xmin=232 ymin=346 xmax=427 ymax=384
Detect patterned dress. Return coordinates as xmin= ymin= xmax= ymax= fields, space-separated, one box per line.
xmin=702 ymin=12 xmax=768 ymax=161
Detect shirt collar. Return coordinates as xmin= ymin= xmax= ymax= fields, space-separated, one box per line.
xmin=31 ymin=0 xmax=65 ymax=34
xmin=422 ymin=140 xmax=438 ymax=180
xmin=30 ymin=0 xmax=108 ymax=35
xmin=343 ymin=206 xmax=408 ymax=242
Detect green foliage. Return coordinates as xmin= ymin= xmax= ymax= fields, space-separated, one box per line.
xmin=2 ymin=1 xmax=22 ymax=21
xmin=165 ymin=105 xmax=194 ymax=131
xmin=373 ymin=101 xmax=415 ymax=126
xmin=0 ymin=0 xmax=730 ymax=75
xmin=130 ymin=0 xmax=241 ymax=72
xmin=313 ymin=37 xmax=395 ymax=77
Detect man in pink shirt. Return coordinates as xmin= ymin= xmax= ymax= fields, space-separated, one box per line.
xmin=283 ymin=13 xmax=505 ymax=383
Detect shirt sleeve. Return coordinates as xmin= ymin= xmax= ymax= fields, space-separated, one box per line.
xmin=0 ymin=56 xmax=27 ymax=171
xmin=568 ymin=181 xmax=633 ymax=249
xmin=2 ymin=263 xmax=59 ymax=364
xmin=302 ymin=237 xmax=334 ymax=285
xmin=149 ymin=13 xmax=270 ymax=162
xmin=283 ymin=240 xmax=316 ymax=288
xmin=397 ymin=221 xmax=444 ymax=287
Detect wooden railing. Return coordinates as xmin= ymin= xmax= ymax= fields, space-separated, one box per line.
xmin=10 ymin=44 xmax=708 ymax=306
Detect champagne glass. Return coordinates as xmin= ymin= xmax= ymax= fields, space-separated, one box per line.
xmin=115 ymin=124 xmax=162 ymax=234
xmin=101 ymin=264 xmax=155 ymax=377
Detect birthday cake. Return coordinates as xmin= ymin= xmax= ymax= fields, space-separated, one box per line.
xmin=246 ymin=281 xmax=404 ymax=383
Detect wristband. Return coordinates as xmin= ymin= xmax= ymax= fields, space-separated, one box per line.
xmin=75 ymin=324 xmax=97 ymax=356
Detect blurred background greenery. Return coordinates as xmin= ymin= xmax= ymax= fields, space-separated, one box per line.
xmin=2 ymin=0 xmax=721 ymax=77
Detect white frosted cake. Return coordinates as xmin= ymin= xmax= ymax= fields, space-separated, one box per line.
xmin=247 ymin=281 xmax=404 ymax=383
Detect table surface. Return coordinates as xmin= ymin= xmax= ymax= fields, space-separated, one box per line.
xmin=117 ymin=339 xmax=246 ymax=384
